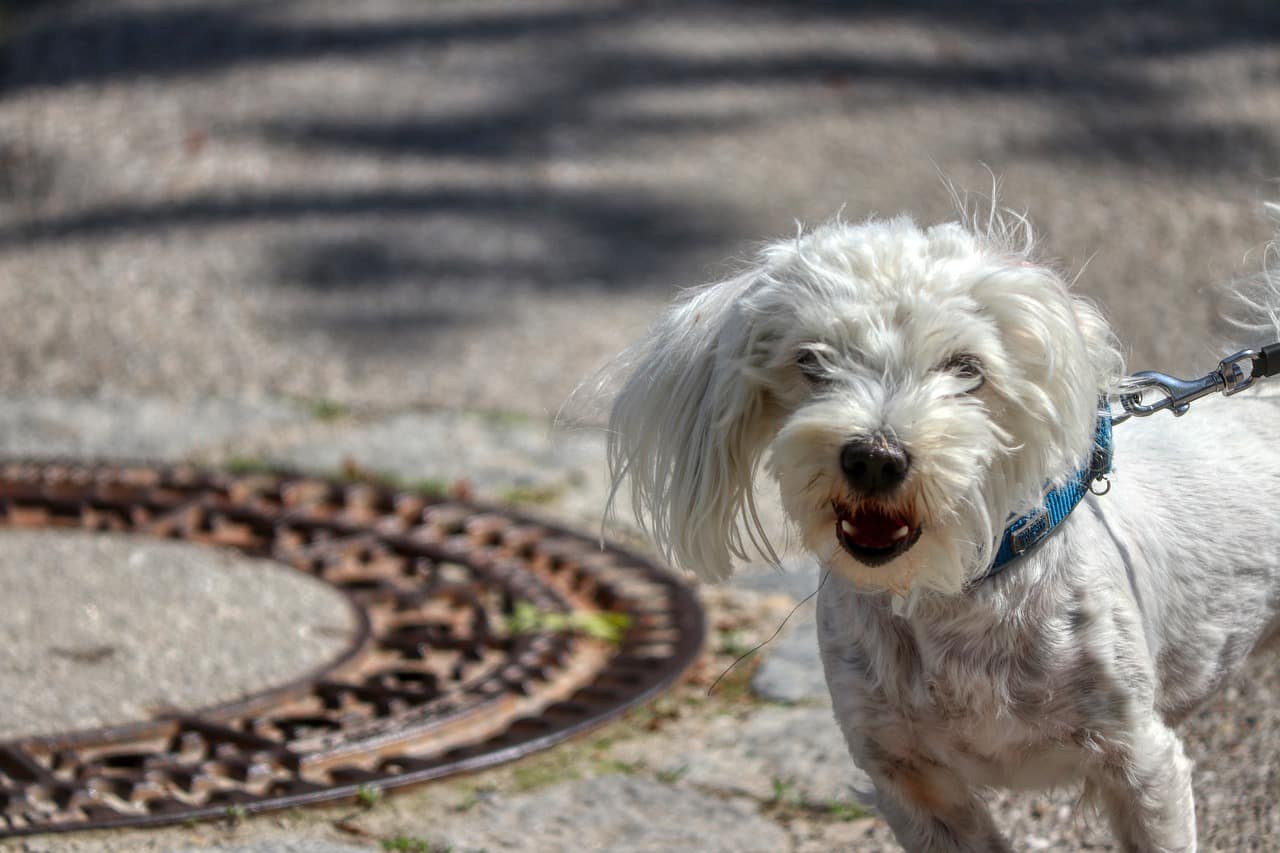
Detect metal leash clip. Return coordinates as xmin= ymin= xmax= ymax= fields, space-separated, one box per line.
xmin=1113 ymin=348 xmax=1261 ymax=423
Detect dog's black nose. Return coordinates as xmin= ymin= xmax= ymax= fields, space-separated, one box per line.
xmin=840 ymin=435 xmax=910 ymax=496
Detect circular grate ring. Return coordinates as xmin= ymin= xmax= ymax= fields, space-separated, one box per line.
xmin=0 ymin=461 xmax=704 ymax=837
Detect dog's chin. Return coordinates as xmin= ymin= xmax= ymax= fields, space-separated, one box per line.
xmin=825 ymin=546 xmax=919 ymax=595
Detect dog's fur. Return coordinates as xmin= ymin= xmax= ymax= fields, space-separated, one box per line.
xmin=602 ymin=211 xmax=1280 ymax=851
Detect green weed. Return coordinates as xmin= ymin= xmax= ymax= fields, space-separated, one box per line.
xmin=505 ymin=601 xmax=630 ymax=644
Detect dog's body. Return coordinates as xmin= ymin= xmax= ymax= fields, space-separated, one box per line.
xmin=819 ymin=399 xmax=1280 ymax=851
xmin=602 ymin=212 xmax=1280 ymax=851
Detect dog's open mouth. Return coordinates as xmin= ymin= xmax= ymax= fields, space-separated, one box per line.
xmin=834 ymin=503 xmax=921 ymax=566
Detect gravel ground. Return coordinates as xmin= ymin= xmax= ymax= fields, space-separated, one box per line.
xmin=0 ymin=399 xmax=1274 ymax=852
xmin=2 ymin=1 xmax=1280 ymax=850
xmin=2 ymin=0 xmax=1280 ymax=415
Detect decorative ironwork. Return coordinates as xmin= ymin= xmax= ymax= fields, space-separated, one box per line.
xmin=0 ymin=462 xmax=703 ymax=836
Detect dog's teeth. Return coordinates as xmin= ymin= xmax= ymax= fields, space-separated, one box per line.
xmin=892 ymin=526 xmax=910 ymax=541
xmin=840 ymin=520 xmax=856 ymax=535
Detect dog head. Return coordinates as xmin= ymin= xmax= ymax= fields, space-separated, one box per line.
xmin=606 ymin=215 xmax=1122 ymax=594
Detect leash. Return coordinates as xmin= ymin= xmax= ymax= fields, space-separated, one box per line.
xmin=1113 ymin=342 xmax=1280 ymax=423
xmin=980 ymin=340 xmax=1280 ymax=581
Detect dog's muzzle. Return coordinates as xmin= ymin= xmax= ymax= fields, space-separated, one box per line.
xmin=834 ymin=434 xmax=919 ymax=565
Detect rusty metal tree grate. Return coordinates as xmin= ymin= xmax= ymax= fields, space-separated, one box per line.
xmin=0 ymin=462 xmax=704 ymax=837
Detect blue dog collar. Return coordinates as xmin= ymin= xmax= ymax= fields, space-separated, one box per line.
xmin=980 ymin=412 xmax=1113 ymax=582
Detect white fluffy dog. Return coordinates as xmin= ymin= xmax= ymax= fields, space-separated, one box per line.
xmin=603 ymin=211 xmax=1280 ymax=851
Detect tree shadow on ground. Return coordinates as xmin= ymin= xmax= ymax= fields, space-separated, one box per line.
xmin=0 ymin=185 xmax=740 ymax=293
xmin=2 ymin=0 xmax=1280 ymax=345
xmin=1012 ymin=117 xmax=1280 ymax=181
xmin=4 ymin=1 xmax=1278 ymax=92
xmin=0 ymin=2 xmax=615 ymax=91
xmin=736 ymin=0 xmax=1280 ymax=56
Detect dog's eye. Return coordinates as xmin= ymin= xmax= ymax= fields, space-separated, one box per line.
xmin=797 ymin=348 xmax=828 ymax=384
xmin=942 ymin=353 xmax=984 ymax=389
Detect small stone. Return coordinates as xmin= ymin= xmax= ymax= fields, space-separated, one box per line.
xmin=751 ymin=614 xmax=829 ymax=704
xmin=178 ymin=843 xmax=372 ymax=853
xmin=431 ymin=775 xmax=789 ymax=852
xmin=672 ymin=706 xmax=867 ymax=805
xmin=0 ymin=395 xmax=298 ymax=460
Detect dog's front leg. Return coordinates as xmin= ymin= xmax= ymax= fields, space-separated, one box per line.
xmin=866 ymin=761 xmax=1012 ymax=853
xmin=1087 ymin=719 xmax=1196 ymax=853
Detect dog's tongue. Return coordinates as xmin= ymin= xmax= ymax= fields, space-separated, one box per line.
xmin=847 ymin=507 xmax=910 ymax=549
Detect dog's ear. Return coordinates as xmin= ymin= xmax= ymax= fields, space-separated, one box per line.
xmin=975 ymin=265 xmax=1122 ymax=489
xmin=1071 ymin=294 xmax=1125 ymax=397
xmin=606 ymin=271 xmax=780 ymax=581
